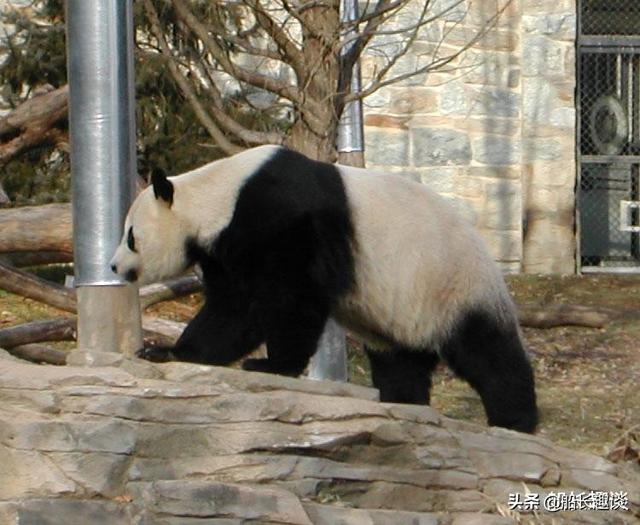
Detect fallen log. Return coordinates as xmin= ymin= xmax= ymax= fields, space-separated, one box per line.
xmin=0 ymin=318 xmax=76 ymax=348
xmin=0 ymin=251 xmax=73 ymax=267
xmin=0 ymin=261 xmax=76 ymax=313
xmin=0 ymin=262 xmax=200 ymax=313
xmin=0 ymin=85 xmax=69 ymax=166
xmin=0 ymin=203 xmax=72 ymax=254
xmin=6 ymin=343 xmax=67 ymax=366
xmin=139 ymin=275 xmax=202 ymax=309
xmin=518 ymin=304 xmax=615 ymax=329
xmin=0 ymin=314 xmax=181 ymax=354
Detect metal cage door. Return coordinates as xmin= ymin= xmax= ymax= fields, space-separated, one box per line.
xmin=578 ymin=0 xmax=640 ymax=273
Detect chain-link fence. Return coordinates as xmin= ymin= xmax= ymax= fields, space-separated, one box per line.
xmin=579 ymin=163 xmax=640 ymax=267
xmin=578 ymin=1 xmax=640 ymax=270
xmin=580 ymin=0 xmax=640 ymax=36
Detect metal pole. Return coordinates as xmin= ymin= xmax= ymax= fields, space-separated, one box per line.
xmin=337 ymin=0 xmax=365 ymax=167
xmin=66 ymin=0 xmax=142 ymax=364
xmin=308 ymin=0 xmax=364 ymax=382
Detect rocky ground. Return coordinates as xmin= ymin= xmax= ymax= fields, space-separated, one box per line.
xmin=0 ymin=350 xmax=638 ymax=525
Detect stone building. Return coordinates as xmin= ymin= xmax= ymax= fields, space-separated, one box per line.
xmin=362 ymin=0 xmax=640 ymax=275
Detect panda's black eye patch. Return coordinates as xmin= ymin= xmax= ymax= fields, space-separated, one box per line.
xmin=127 ymin=227 xmax=136 ymax=252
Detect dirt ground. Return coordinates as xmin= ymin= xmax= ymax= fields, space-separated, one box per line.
xmin=1 ymin=274 xmax=639 ymax=459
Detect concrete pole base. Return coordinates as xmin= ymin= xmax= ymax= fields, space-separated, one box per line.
xmin=70 ymin=285 xmax=142 ymax=366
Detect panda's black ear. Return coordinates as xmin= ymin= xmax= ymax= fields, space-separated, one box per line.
xmin=151 ymin=168 xmax=174 ymax=207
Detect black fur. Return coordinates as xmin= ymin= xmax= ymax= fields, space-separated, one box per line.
xmin=439 ymin=309 xmax=538 ymax=433
xmin=151 ymin=168 xmax=174 ymax=206
xmin=140 ymin=148 xmax=355 ymax=377
xmin=366 ymin=346 xmax=441 ymax=405
xmin=365 ymin=308 xmax=537 ymax=433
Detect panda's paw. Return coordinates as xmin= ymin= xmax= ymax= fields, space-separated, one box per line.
xmin=136 ymin=346 xmax=175 ymax=363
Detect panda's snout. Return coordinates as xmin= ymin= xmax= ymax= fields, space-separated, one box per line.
xmin=110 ymin=263 xmax=118 ymax=274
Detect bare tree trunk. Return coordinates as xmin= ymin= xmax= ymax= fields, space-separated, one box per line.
xmin=284 ymin=3 xmax=341 ymax=161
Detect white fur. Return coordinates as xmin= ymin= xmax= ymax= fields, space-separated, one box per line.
xmin=110 ymin=145 xmax=280 ymax=284
xmin=333 ymin=164 xmax=515 ymax=351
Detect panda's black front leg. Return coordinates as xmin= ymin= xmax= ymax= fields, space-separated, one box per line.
xmin=137 ymin=297 xmax=263 ymax=366
xmin=242 ymin=299 xmax=329 ymax=377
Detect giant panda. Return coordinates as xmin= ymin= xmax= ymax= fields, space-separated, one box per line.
xmin=110 ymin=145 xmax=538 ymax=433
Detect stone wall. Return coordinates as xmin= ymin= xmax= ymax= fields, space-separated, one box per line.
xmin=361 ymin=0 xmax=577 ymax=274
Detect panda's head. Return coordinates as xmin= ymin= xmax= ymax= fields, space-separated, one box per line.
xmin=110 ymin=169 xmax=194 ymax=285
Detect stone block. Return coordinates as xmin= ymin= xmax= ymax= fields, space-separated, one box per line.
xmin=469 ymin=87 xmax=520 ymax=118
xmin=467 ymin=166 xmax=520 ymax=180
xmin=440 ymin=83 xmax=468 ymax=115
xmin=431 ymin=0 xmax=466 ymax=22
xmin=364 ymin=114 xmax=409 ymax=129
xmin=469 ymin=450 xmax=558 ymax=483
xmin=49 ymin=452 xmax=132 ymax=497
xmin=7 ymin=500 xmax=131 ymax=525
xmin=479 ymin=180 xmax=522 ymax=230
xmin=0 ymin=448 xmax=77 ymax=499
xmin=412 ymin=128 xmax=472 ymax=166
xmin=129 ymin=480 xmax=313 ymax=524
xmin=462 ymin=51 xmax=519 ymax=88
xmin=304 ymin=502 xmax=443 ymax=524
xmin=482 ymin=230 xmax=522 ymax=262
xmin=522 ymin=137 xmax=565 ymax=162
xmin=365 ymin=129 xmax=410 ymax=166
xmin=418 ymin=167 xmax=458 ymax=194
xmin=522 ymin=13 xmax=576 ymax=41
xmin=473 ymin=135 xmax=521 ymax=165
xmin=361 ymin=84 xmax=392 ymax=109
xmin=445 ymin=196 xmax=479 ymax=225
xmin=390 ymin=88 xmax=438 ymax=115
xmin=6 ymin=417 xmax=137 ymax=455
xmin=523 ymin=0 xmax=577 ymax=16
xmin=447 ymin=26 xmax=518 ymax=52
xmin=522 ymin=36 xmax=567 ymax=78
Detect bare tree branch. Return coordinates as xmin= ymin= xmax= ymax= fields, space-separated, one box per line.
xmin=171 ymin=0 xmax=301 ymax=103
xmin=144 ymin=0 xmax=242 ymax=155
xmin=242 ymin=0 xmax=306 ymax=79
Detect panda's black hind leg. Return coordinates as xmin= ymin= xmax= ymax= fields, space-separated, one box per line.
xmin=440 ymin=309 xmax=538 ymax=433
xmin=366 ymin=346 xmax=440 ymax=405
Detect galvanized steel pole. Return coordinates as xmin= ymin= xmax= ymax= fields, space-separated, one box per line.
xmin=337 ymin=0 xmax=365 ymax=166
xmin=66 ymin=0 xmax=142 ymax=362
xmin=308 ymin=0 xmax=364 ymax=382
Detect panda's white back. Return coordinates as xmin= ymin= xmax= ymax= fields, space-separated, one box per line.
xmin=335 ymin=164 xmax=514 ymax=351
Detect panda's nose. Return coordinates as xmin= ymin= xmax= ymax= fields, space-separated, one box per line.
xmin=110 ymin=264 xmax=118 ymax=274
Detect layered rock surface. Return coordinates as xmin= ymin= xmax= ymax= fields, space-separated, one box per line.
xmin=0 ymin=349 xmax=638 ymax=524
